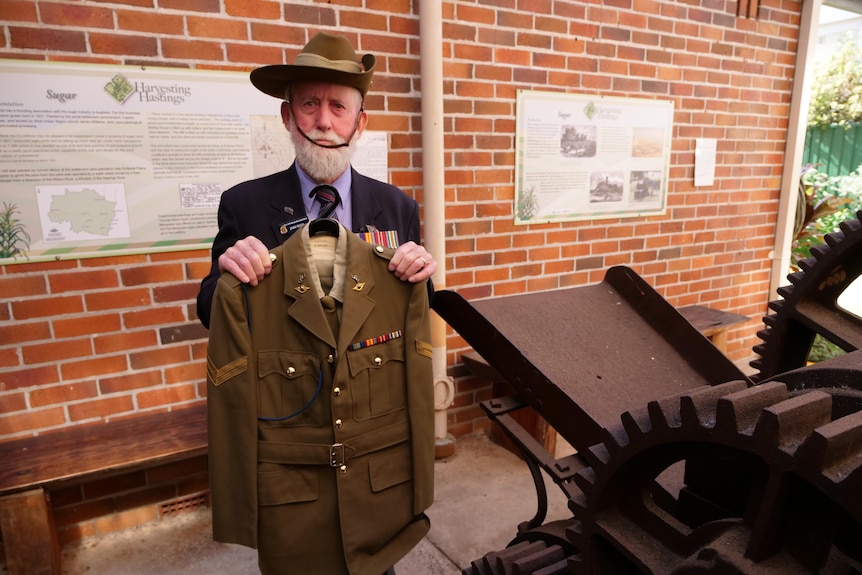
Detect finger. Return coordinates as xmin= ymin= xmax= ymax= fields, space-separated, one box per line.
xmin=391 ymin=249 xmax=425 ymax=279
xmin=218 ymin=249 xmax=252 ymax=284
xmin=408 ymin=257 xmax=436 ymax=283
xmin=391 ymin=244 xmax=435 ymax=281
xmin=247 ymin=237 xmax=273 ymax=277
xmin=219 ymin=237 xmax=272 ymax=285
xmin=388 ymin=241 xmax=416 ymax=273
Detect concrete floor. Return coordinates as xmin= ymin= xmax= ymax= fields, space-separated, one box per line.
xmin=49 ymin=433 xmax=573 ymax=575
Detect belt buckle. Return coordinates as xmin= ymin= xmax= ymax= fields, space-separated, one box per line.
xmin=330 ymin=443 xmax=345 ymax=468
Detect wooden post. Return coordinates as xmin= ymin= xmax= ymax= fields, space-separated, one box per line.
xmin=0 ymin=489 xmax=61 ymax=575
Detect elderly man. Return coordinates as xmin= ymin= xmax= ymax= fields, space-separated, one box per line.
xmin=196 ymin=31 xmax=436 ymax=329
xmin=202 ymin=32 xmax=436 ymax=575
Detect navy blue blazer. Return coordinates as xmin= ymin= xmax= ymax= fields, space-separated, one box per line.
xmin=197 ymin=164 xmax=422 ymax=328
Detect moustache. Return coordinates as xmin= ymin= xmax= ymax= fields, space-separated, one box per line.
xmin=298 ymin=127 xmax=349 ymax=149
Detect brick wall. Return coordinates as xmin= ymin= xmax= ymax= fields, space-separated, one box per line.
xmin=1 ymin=251 xmax=210 ymax=438
xmin=1 ymin=0 xmax=799 ymax=541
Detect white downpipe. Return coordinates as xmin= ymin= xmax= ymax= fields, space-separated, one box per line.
xmin=771 ymin=0 xmax=820 ymax=297
xmin=419 ymin=5 xmax=454 ymax=453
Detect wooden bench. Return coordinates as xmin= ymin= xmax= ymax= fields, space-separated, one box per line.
xmin=463 ymin=305 xmax=750 ymax=456
xmin=0 ymin=403 xmax=207 ymax=575
xmin=676 ymin=304 xmax=750 ymax=353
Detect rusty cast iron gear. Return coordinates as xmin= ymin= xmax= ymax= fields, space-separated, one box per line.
xmin=567 ymin=380 xmax=862 ymax=574
xmin=751 ymin=211 xmax=862 ymax=382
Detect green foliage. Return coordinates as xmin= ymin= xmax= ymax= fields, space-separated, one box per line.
xmin=791 ymin=165 xmax=861 ymax=363
xmin=809 ymin=334 xmax=843 ymax=363
xmin=793 ymin=164 xmax=862 ymax=269
xmin=0 ymin=202 xmax=30 ymax=260
xmin=808 ymin=33 xmax=862 ymax=128
xmin=516 ymin=186 xmax=539 ymax=222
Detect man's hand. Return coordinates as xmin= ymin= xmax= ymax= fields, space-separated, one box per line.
xmin=218 ymin=235 xmax=272 ymax=286
xmin=389 ymin=241 xmax=436 ymax=283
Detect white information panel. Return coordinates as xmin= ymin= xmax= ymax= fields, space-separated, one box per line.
xmin=0 ymin=60 xmax=386 ymax=263
xmin=515 ymin=90 xmax=673 ymax=224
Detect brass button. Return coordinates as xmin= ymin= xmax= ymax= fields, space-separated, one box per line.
xmin=286 ymin=366 xmax=296 ymax=376
xmin=373 ymin=356 xmax=382 ymax=366
xmin=374 ymin=245 xmax=384 ymax=253
xmin=339 ymin=465 xmax=347 ymax=474
xmin=333 ymin=387 xmax=341 ymax=396
xmin=269 ymin=253 xmax=277 ymax=263
xmin=335 ymin=419 xmax=342 ymax=428
xmin=327 ymin=354 xmax=335 ymax=363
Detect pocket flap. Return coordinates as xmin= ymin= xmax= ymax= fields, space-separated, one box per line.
xmin=257 ymin=464 xmax=320 ymax=506
xmin=368 ymin=445 xmax=412 ymax=493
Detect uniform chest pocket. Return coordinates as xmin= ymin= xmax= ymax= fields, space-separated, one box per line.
xmin=257 ymin=350 xmax=324 ymax=427
xmin=346 ymin=337 xmax=406 ymax=421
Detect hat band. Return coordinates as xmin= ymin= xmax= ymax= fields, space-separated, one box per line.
xmin=294 ymin=53 xmax=365 ymax=74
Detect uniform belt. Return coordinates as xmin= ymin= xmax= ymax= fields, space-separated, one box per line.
xmin=257 ymin=419 xmax=410 ymax=468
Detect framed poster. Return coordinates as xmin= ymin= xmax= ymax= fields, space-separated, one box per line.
xmin=514 ymin=90 xmax=673 ymax=224
xmin=0 ymin=60 xmax=387 ymax=264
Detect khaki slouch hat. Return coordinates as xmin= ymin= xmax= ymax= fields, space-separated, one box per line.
xmin=250 ymin=32 xmax=376 ymax=99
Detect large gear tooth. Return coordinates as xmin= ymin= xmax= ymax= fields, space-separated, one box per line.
xmin=786 ymin=271 xmax=805 ymax=286
xmin=799 ymin=256 xmax=819 ymax=272
xmin=715 ymin=381 xmax=788 ymax=436
xmin=472 ymin=541 xmax=548 ymax=575
xmin=579 ymin=443 xmax=610 ymax=471
xmin=776 ymin=284 xmax=796 ymax=300
xmin=755 ymin=328 xmax=774 ymax=341
xmin=572 ymin=467 xmax=597 ymax=504
xmin=564 ymin=524 xmax=586 ymax=571
xmin=647 ymin=396 xmax=682 ymax=430
xmin=822 ymin=232 xmax=846 ymax=248
xmin=764 ymin=304 xmax=783 ymax=319
xmin=601 ymin=425 xmax=629 ymax=455
xmin=509 ymin=544 xmax=566 ymax=574
xmin=568 ymin=491 xmax=588 ymax=515
xmin=620 ymin=406 xmax=651 ymax=439
xmin=749 ymin=358 xmax=764 ymax=377
xmin=752 ymin=390 xmax=832 ymax=455
xmin=797 ymin=410 xmax=862 ymax=483
xmin=679 ymin=381 xmax=749 ymax=428
xmin=490 ymin=540 xmax=557 ymax=574
xmin=837 ymin=212 xmax=862 ymax=235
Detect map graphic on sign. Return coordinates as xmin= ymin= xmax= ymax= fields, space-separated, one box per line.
xmin=36 ymin=184 xmax=131 ymax=242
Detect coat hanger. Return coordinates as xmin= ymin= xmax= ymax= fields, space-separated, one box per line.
xmin=309 ymin=217 xmax=340 ymax=237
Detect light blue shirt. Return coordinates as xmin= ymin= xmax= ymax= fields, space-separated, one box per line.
xmin=297 ymin=164 xmax=353 ymax=230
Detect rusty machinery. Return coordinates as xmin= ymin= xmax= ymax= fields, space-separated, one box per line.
xmin=431 ymin=213 xmax=862 ymax=574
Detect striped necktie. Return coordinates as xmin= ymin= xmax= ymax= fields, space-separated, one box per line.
xmin=311 ymin=185 xmax=340 ymax=220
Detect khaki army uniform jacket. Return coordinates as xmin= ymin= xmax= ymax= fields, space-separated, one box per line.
xmin=206 ymin=224 xmax=434 ymax=575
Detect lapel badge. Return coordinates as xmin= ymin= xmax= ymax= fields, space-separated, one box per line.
xmin=295 ymin=274 xmax=310 ymax=294
xmin=351 ymin=274 xmax=365 ymax=292
xmin=284 ymin=206 xmax=295 ymax=215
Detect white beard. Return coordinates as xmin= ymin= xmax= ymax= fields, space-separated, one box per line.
xmin=290 ymin=126 xmax=357 ymax=183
